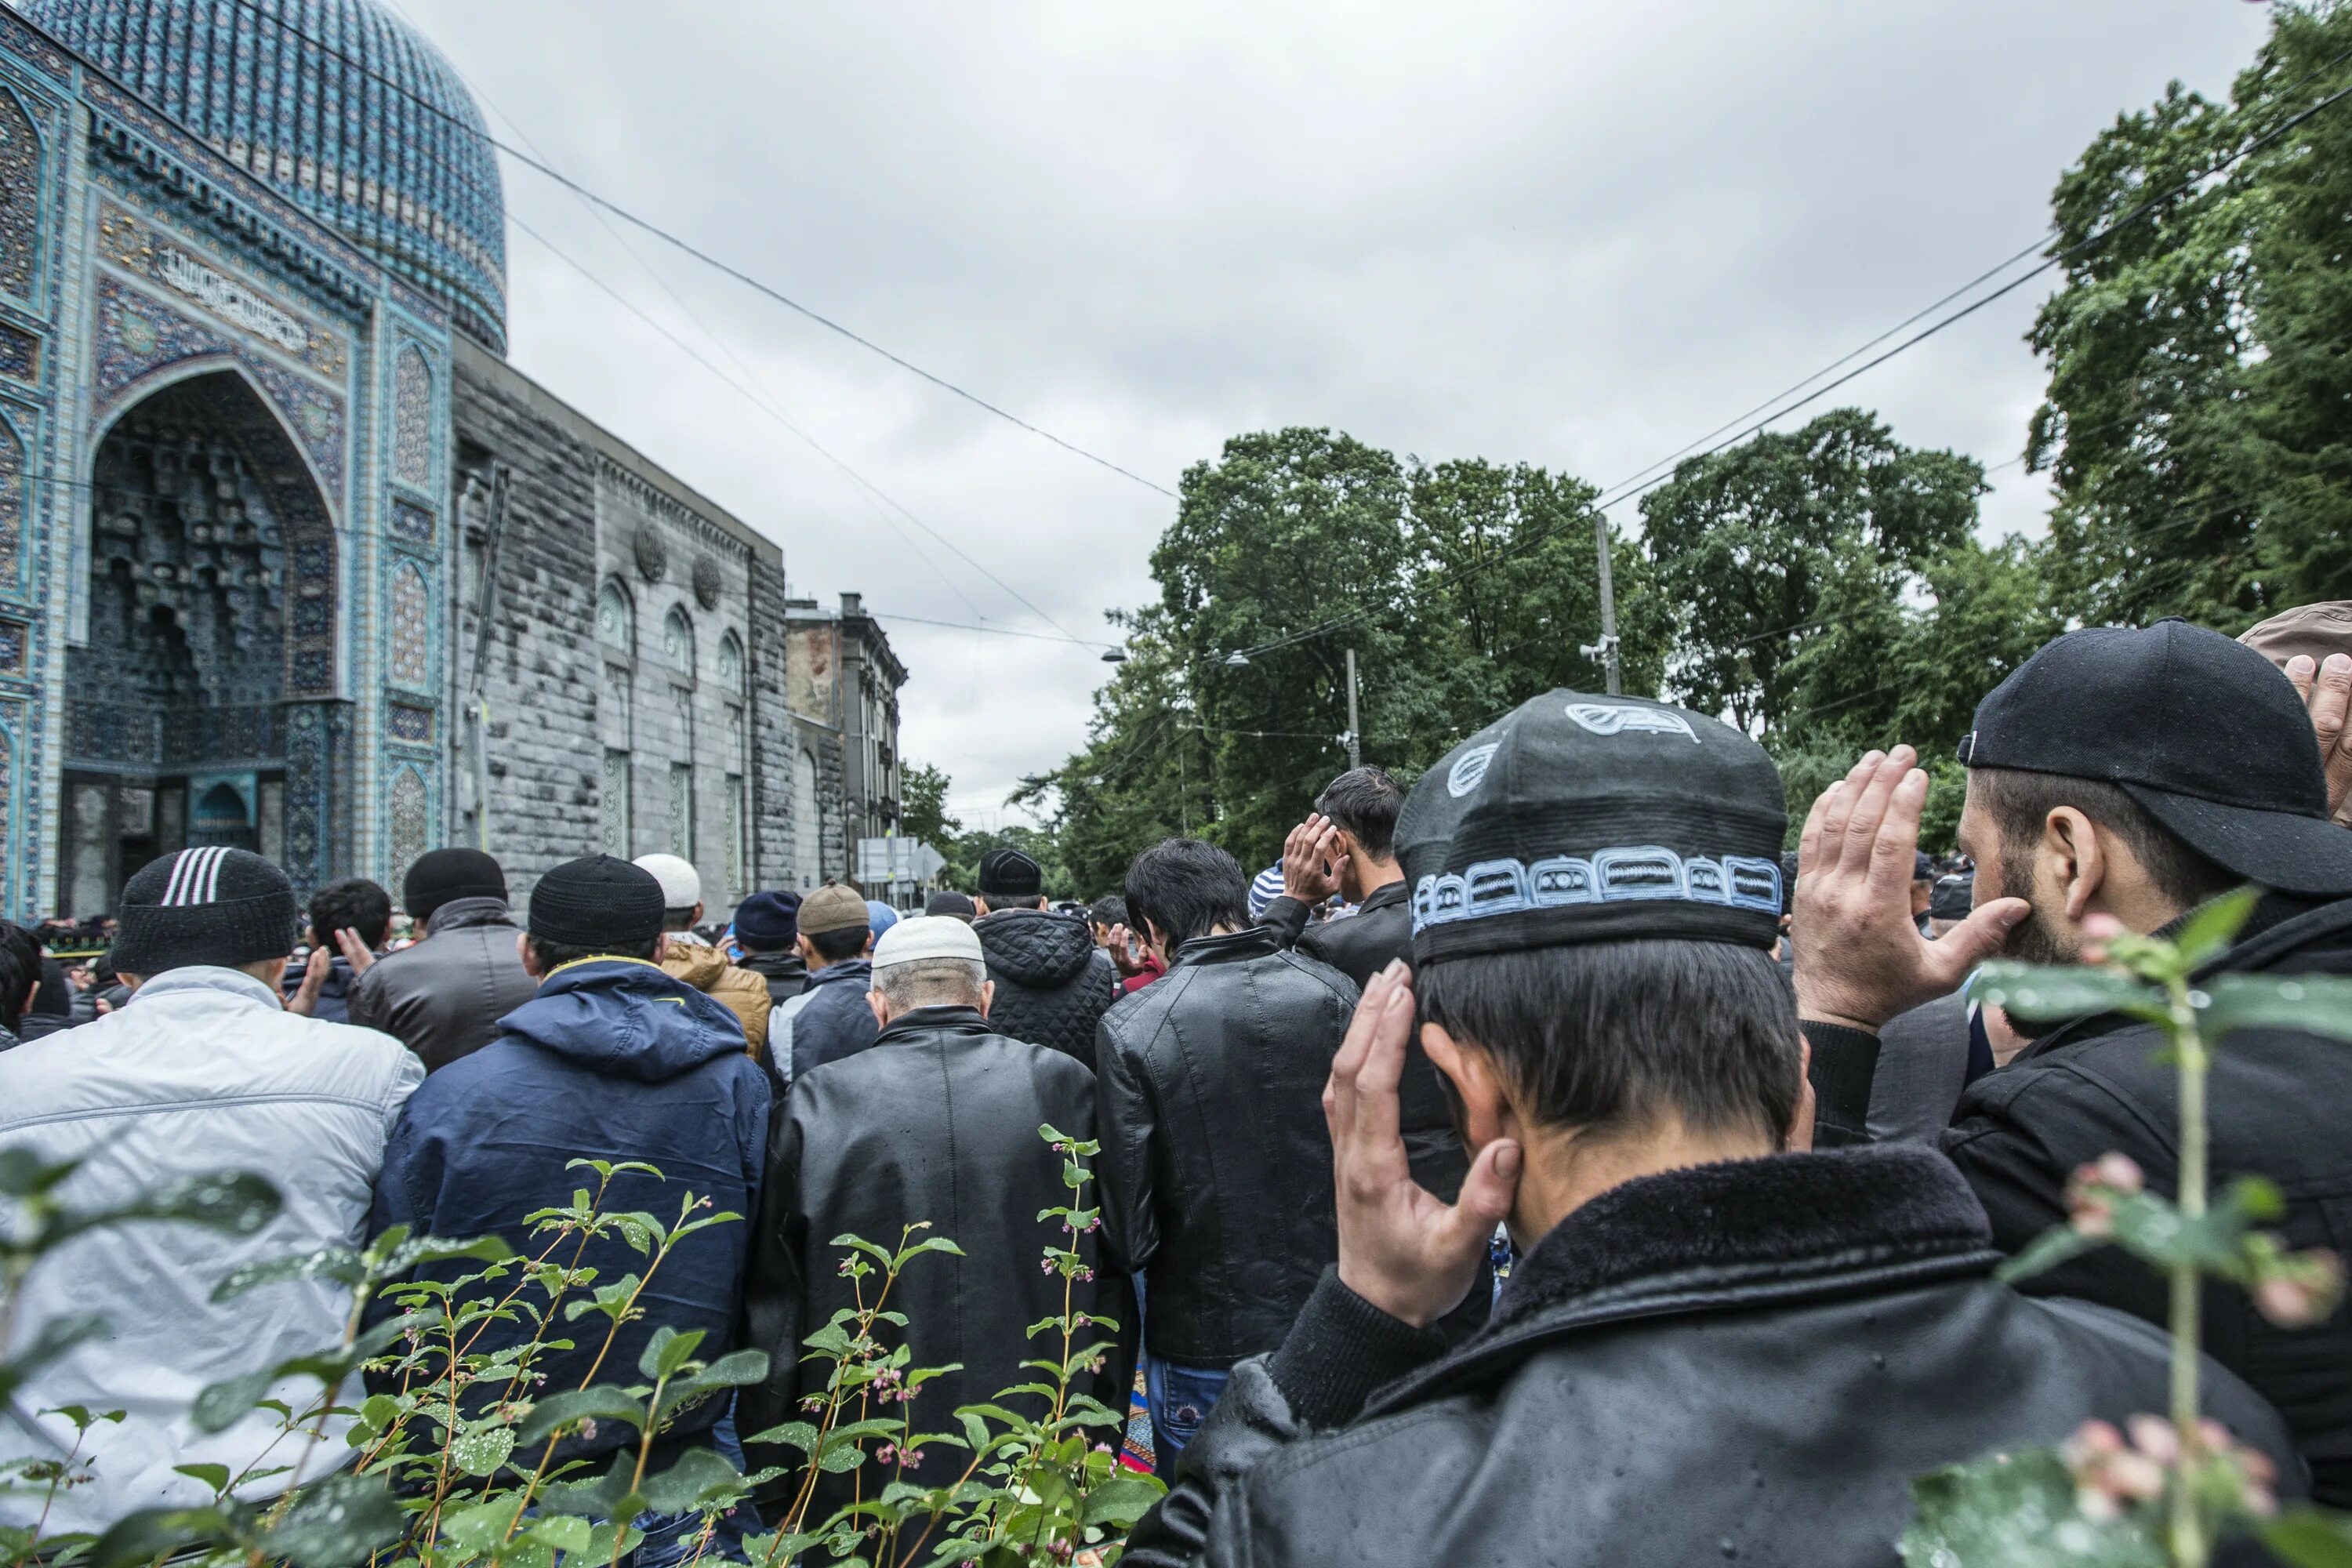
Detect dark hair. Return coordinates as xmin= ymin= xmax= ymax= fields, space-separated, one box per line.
xmin=1972 ymin=768 xmax=2241 ymax=909
xmin=526 ymin=933 xmax=663 ymax=971
xmin=1089 ymin=895 xmax=1129 ymax=931
xmin=1125 ymin=838 xmax=1250 ymax=949
xmin=1314 ymin=766 xmax=1406 ymax=859
xmin=1417 ymin=940 xmax=1801 ymax=1144
xmin=309 ymin=878 xmax=393 ymax=951
xmin=808 ymin=924 xmax=869 ymax=965
xmin=662 ymin=906 xmax=699 ymax=934
xmin=0 ymin=924 xmax=41 ymax=1034
xmin=986 ymin=893 xmax=1049 ymax=912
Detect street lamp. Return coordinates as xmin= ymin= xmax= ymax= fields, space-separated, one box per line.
xmin=1224 ymin=651 xmax=1251 ymax=669
xmin=1101 ymin=647 xmax=1128 ymax=664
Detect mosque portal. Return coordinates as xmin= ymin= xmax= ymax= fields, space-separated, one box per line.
xmin=57 ymin=369 xmax=339 ymax=914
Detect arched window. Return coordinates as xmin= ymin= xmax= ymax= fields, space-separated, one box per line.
xmin=597 ymin=579 xmax=633 ymax=655
xmin=717 ymin=630 xmax=745 ymax=695
xmin=662 ymin=604 xmax=695 ymax=677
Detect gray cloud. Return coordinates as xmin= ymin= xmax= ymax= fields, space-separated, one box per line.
xmin=397 ymin=0 xmax=2273 ymax=828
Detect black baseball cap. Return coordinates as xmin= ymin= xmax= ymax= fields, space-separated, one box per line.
xmin=1397 ymin=691 xmax=1788 ymax=964
xmin=1957 ymin=620 xmax=2352 ymax=897
xmin=1929 ymin=874 xmax=1975 ymax=922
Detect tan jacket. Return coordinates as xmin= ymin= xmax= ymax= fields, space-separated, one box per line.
xmin=660 ymin=939 xmax=775 ymax=1060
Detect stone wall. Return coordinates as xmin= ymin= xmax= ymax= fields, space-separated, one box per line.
xmin=447 ymin=337 xmax=808 ymax=917
xmin=446 ymin=336 xmax=601 ymax=900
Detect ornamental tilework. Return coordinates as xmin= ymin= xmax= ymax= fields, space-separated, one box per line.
xmin=95 ymin=204 xmax=350 ymax=378
xmin=386 ymin=703 xmax=434 ymax=745
xmin=393 ymin=345 xmax=431 ymax=488
xmin=390 ymin=497 xmax=434 ymax=546
xmin=0 ymin=89 xmax=37 ymax=303
xmin=93 ymin=278 xmax=348 ymax=502
xmin=0 ymin=618 xmax=21 ymax=676
xmin=389 ymin=562 xmax=430 ymax=689
xmin=0 ymin=323 xmax=37 ymax=381
xmin=34 ymin=2 xmax=509 ymax=351
xmin=0 ymin=414 xmax=20 ymax=597
xmin=387 ymin=766 xmax=427 ymax=885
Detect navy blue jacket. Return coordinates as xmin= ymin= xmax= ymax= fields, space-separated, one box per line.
xmin=280 ymin=953 xmax=362 ymax=1024
xmin=787 ymin=959 xmax=877 ymax=1084
xmin=369 ymin=958 xmax=769 ymax=1458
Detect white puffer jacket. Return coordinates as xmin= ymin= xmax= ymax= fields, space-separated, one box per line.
xmin=0 ymin=966 xmax=423 ymax=1534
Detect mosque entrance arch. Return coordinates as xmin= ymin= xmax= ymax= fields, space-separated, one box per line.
xmin=58 ymin=367 xmax=343 ymax=914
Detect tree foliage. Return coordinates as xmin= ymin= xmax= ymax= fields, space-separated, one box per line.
xmin=2027 ymin=1 xmax=2352 ymax=632
xmin=1013 ymin=428 xmax=1668 ymax=893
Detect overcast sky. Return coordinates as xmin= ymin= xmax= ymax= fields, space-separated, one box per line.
xmin=394 ymin=0 xmax=2276 ymax=831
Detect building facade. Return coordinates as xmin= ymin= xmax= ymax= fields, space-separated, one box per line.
xmin=782 ymin=592 xmax=905 ymax=892
xmin=0 ymin=0 xmax=903 ymax=920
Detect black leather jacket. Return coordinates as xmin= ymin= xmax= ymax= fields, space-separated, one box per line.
xmin=1096 ymin=929 xmax=1455 ymax=1369
xmin=1939 ymin=892 xmax=2352 ymax=1505
xmin=976 ymin=909 xmax=1116 ymax=1066
xmin=1258 ymin=879 xmax=1410 ymax=989
xmin=347 ymin=898 xmax=538 ymax=1072
xmin=1123 ymin=1145 xmax=2299 ymax=1567
xmin=739 ymin=1004 xmax=1134 ymax=1519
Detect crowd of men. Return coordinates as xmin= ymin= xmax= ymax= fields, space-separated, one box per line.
xmin=0 ymin=602 xmax=2350 ymax=1564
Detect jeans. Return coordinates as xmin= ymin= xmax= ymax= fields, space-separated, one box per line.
xmin=615 ymin=1405 xmax=759 ymax=1568
xmin=1145 ymin=1359 xmax=1231 ymax=1476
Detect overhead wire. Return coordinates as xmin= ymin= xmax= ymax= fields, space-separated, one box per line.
xmin=1223 ymin=60 xmax=2352 ymax=666
xmin=189 ymin=0 xmax=1176 ymax=499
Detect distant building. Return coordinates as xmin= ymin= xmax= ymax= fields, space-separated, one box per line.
xmin=782 ymin=592 xmax=906 ymax=891
xmin=0 ymin=0 xmax=901 ymax=918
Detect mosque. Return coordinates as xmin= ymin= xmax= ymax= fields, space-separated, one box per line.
xmin=0 ymin=0 xmax=907 ymax=921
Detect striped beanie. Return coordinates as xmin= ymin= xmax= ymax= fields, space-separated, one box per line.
xmin=1247 ymin=865 xmax=1286 ymax=921
xmin=111 ymin=848 xmax=300 ymax=978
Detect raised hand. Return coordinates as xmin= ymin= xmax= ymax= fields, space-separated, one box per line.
xmin=332 ymin=926 xmax=378 ymax=976
xmin=284 ymin=945 xmax=332 ymax=1017
xmin=1793 ymin=746 xmax=2029 ymax=1033
xmin=1325 ymin=961 xmax=1519 ymax=1328
xmin=1283 ymin=814 xmax=1344 ymax=906
xmin=2283 ymin=653 xmax=2352 ymax=828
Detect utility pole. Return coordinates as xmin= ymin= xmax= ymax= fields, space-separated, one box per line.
xmin=1581 ymin=511 xmax=1623 ymax=696
xmin=1344 ymin=647 xmax=1362 ymax=769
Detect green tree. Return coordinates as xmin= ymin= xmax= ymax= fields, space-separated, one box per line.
xmin=898 ymin=761 xmax=960 ymax=849
xmin=1639 ymin=407 xmax=1985 ymax=739
xmin=1018 ymin=430 xmax=1671 ymax=884
xmin=2027 ymin=2 xmax=2352 ymax=632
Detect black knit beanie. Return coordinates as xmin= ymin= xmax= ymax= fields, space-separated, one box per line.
xmin=111 ymin=848 xmax=301 ymax=977
xmin=528 ymin=855 xmax=666 ymax=950
xmin=405 ymin=847 xmax=508 ymax=923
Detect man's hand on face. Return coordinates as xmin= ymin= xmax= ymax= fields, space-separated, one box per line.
xmin=1326 ymin=962 xmax=1520 ymax=1329
xmin=333 ymin=927 xmax=378 ymax=976
xmin=285 ymin=946 xmax=332 ymax=1017
xmin=1104 ymin=924 xmax=1148 ymax=978
xmin=2284 ymin=653 xmax=2352 ymax=828
xmin=1283 ymin=815 xmax=1344 ymax=906
xmin=1792 ymin=746 xmax=2030 ymax=1033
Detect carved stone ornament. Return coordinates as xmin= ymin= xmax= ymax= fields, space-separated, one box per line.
xmin=693 ymin=554 xmax=724 ymax=610
xmin=634 ymin=524 xmax=668 ymax=583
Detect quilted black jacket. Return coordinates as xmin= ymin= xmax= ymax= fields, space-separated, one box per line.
xmin=975 ymin=908 xmax=1116 ymax=1067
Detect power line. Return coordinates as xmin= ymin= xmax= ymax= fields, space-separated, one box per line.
xmin=1224 ymin=64 xmax=2352 ymax=666
xmin=174 ymin=0 xmax=1177 ymax=499
xmin=871 ymin=611 xmax=1108 ymax=648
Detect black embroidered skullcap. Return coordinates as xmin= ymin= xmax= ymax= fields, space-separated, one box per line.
xmin=527 ymin=855 xmax=666 ymax=950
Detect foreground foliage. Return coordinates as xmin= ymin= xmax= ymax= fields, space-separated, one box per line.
xmin=0 ymin=1126 xmax=1158 ymax=1568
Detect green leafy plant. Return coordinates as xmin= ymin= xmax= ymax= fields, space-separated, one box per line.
xmin=0 ymin=1127 xmax=1160 ymax=1568
xmin=1901 ymin=891 xmax=2352 ymax=1568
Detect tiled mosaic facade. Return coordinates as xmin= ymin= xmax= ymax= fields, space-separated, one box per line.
xmin=0 ymin=0 xmax=901 ymax=920
xmin=25 ymin=0 xmax=509 ymax=352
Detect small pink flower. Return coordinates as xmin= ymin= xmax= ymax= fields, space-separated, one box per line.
xmin=2126 ymin=1414 xmax=2178 ymax=1466
xmin=903 ymin=1448 xmax=925 ymax=1467
xmin=2092 ymin=1152 xmax=2144 ymax=1194
xmin=875 ymin=1443 xmax=895 ymax=1464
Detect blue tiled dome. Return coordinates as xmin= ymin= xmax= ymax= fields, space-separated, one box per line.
xmin=27 ymin=0 xmax=509 ymax=351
